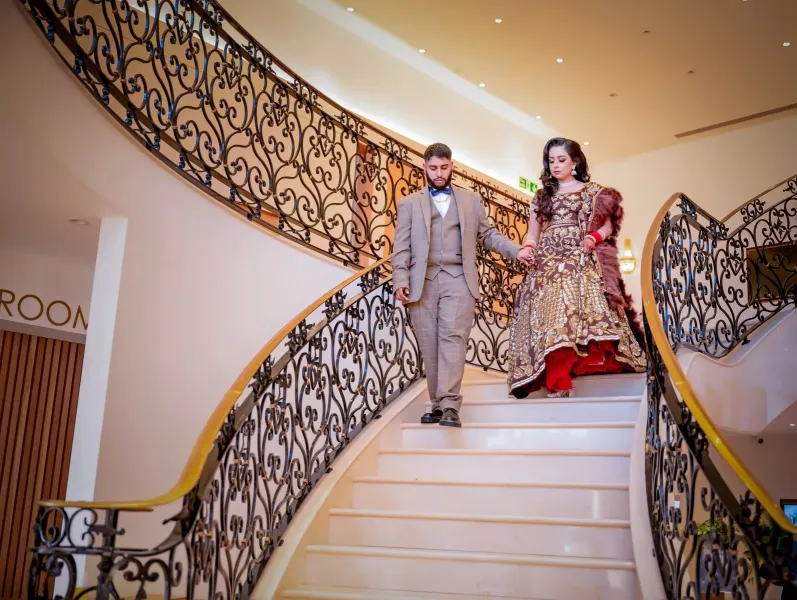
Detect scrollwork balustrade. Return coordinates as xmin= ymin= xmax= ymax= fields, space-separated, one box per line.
xmin=644 ymin=177 xmax=797 ymax=599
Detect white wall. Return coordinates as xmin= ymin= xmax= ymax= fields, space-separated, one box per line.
xmin=1 ymin=0 xmax=350 ymax=554
xmin=66 ymin=217 xmax=128 ymax=503
xmin=0 ymin=247 xmax=95 ymax=338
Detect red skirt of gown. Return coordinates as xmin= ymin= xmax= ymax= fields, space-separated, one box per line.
xmin=510 ymin=340 xmax=632 ymax=399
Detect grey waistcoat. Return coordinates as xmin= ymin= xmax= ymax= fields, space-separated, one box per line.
xmin=425 ymin=194 xmax=464 ymax=280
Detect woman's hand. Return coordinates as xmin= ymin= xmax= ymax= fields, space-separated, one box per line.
xmin=519 ymin=243 xmax=537 ymax=269
xmin=582 ymin=235 xmax=596 ymax=253
xmin=516 ymin=246 xmax=534 ymax=266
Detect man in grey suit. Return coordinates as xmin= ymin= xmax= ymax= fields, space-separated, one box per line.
xmin=393 ymin=143 xmax=533 ymax=427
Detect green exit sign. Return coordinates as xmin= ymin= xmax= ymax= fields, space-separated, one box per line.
xmin=519 ymin=177 xmax=538 ymax=194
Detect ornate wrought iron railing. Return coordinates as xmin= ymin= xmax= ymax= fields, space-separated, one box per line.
xmin=13 ymin=0 xmax=530 ymax=596
xmin=26 ymin=256 xmax=523 ymax=599
xmin=16 ymin=0 xmax=529 ymax=267
xmin=642 ymin=176 xmax=797 ymax=599
xmin=28 ymin=259 xmax=393 ymax=599
xmin=652 ymin=177 xmax=797 ymax=357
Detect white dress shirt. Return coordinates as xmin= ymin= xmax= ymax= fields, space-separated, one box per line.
xmin=432 ymin=192 xmax=451 ymax=217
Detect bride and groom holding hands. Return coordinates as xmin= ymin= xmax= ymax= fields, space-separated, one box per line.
xmin=392 ymin=139 xmax=647 ymax=428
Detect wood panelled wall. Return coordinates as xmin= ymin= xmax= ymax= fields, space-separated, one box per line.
xmin=0 ymin=328 xmax=83 ymax=600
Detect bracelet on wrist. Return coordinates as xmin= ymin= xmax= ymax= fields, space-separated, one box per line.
xmin=587 ymin=231 xmax=604 ymax=244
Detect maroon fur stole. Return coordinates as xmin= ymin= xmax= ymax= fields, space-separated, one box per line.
xmin=588 ymin=187 xmax=647 ymax=351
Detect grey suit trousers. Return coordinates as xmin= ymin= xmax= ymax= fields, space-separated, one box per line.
xmin=409 ymin=271 xmax=475 ymax=412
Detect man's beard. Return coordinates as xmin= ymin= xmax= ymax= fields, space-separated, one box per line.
xmin=427 ymin=171 xmax=453 ymax=191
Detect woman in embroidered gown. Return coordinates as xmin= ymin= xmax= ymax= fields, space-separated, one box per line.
xmin=509 ymin=138 xmax=646 ymax=399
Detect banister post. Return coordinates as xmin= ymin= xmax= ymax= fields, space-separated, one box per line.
xmin=93 ymin=509 xmax=122 ymax=600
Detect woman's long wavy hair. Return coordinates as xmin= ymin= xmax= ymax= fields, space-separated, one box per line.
xmin=535 ymin=138 xmax=591 ymax=222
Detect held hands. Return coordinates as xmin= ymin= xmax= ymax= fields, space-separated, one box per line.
xmin=516 ymin=246 xmax=535 ymax=267
xmin=395 ymin=287 xmax=410 ymax=304
xmin=582 ymin=231 xmax=604 ymax=253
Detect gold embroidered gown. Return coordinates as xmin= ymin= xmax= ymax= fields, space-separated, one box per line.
xmin=508 ymin=184 xmax=646 ymax=397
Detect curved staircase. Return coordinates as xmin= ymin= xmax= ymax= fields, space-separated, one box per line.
xmin=278 ymin=373 xmax=645 ymax=600
xmin=13 ymin=0 xmax=796 ymax=597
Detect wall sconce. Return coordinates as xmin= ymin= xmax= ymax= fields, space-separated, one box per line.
xmin=619 ymin=238 xmax=637 ymax=274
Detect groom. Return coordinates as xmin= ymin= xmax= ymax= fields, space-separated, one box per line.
xmin=393 ymin=143 xmax=533 ymax=427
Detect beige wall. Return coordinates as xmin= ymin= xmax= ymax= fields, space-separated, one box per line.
xmin=715 ymin=434 xmax=797 ymax=507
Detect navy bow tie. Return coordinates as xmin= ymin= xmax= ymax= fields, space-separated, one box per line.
xmin=430 ymin=186 xmax=452 ymax=197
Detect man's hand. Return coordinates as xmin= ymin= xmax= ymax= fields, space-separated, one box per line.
xmin=582 ymin=235 xmax=597 ymax=253
xmin=516 ymin=246 xmax=535 ymax=267
xmin=395 ymin=287 xmax=410 ymax=303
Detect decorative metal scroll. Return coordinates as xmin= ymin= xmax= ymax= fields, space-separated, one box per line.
xmin=28 ymin=265 xmax=421 ymax=599
xmin=651 ymin=178 xmax=797 ymax=357
xmin=645 ymin=178 xmax=797 ymax=599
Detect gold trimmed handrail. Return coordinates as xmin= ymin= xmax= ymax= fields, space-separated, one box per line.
xmin=40 ymin=256 xmax=392 ymax=512
xmin=642 ymin=193 xmax=797 ymax=534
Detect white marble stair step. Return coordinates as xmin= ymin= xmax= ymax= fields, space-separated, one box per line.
xmin=280 ymin=586 xmax=544 ymax=600
xmin=461 ymin=373 xmax=644 ymax=402
xmin=280 ymin=585 xmax=541 ymax=600
xmin=304 ymin=545 xmax=637 ymax=599
xmin=351 ymin=477 xmax=631 ymax=520
xmin=377 ymin=448 xmax=631 ymax=485
xmin=400 ymin=421 xmax=635 ymax=451
xmin=429 ymin=397 xmax=640 ymax=423
xmin=327 ymin=508 xmax=633 ymax=560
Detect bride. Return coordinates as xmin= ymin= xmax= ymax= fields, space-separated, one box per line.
xmin=508 ymin=138 xmax=647 ymax=398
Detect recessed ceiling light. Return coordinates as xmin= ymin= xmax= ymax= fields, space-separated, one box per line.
xmin=583 ymin=141 xmax=590 ymax=146
xmin=346 ymin=6 xmax=354 ymax=11
xmin=556 ymin=57 xmax=564 ymax=63
xmin=495 ymin=18 xmax=503 ymax=23
xmin=687 ymin=70 xmax=695 ymax=75
xmin=784 ymin=42 xmax=792 ymax=47
xmin=418 ymin=48 xmax=426 ymax=54
xmin=479 ymin=82 xmax=486 ymax=88
xmin=791 ymin=423 xmax=796 ymax=427
xmin=68 ymin=219 xmax=90 ymax=226
xmin=609 ymin=93 xmax=618 ymax=97
xmin=643 ymin=30 xmax=651 ymax=34
xmin=535 ymin=115 xmax=542 ymax=119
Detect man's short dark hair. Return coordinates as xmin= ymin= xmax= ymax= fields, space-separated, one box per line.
xmin=424 ymin=143 xmax=452 ymax=161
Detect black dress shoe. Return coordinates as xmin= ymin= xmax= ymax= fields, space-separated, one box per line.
xmin=420 ymin=409 xmax=443 ymax=424
xmin=439 ymin=408 xmax=461 ymax=428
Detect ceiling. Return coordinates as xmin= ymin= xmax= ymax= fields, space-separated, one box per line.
xmin=332 ymin=0 xmax=797 ymax=162
xmin=763 ymin=398 xmax=797 ymax=435
xmin=0 ymin=110 xmax=106 ymax=264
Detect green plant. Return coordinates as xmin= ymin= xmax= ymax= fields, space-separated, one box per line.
xmin=696 ymin=517 xmax=733 ymax=542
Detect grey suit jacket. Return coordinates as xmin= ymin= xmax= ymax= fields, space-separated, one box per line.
xmin=393 ymin=187 xmax=522 ymax=303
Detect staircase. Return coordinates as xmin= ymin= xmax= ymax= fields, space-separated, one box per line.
xmin=278 ymin=373 xmax=645 ymax=600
